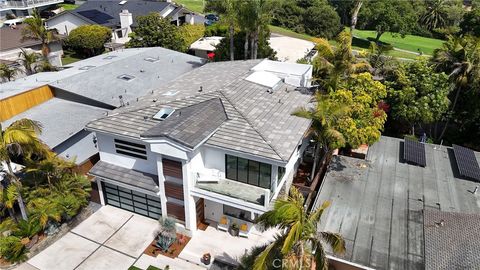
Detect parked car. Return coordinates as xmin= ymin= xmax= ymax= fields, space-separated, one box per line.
xmin=205 ymin=13 xmax=219 ymax=22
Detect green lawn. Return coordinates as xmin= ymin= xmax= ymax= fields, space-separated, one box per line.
xmin=58 ymin=3 xmax=79 ymax=10
xmin=352 ymin=29 xmax=443 ymax=55
xmin=174 ymin=0 xmax=204 ymax=13
xmin=62 ymin=50 xmax=84 ymax=65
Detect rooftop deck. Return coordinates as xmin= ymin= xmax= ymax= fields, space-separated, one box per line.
xmin=195 ymin=178 xmax=268 ymax=206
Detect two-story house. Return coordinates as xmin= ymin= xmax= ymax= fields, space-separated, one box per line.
xmin=86 ymin=59 xmax=314 ymax=235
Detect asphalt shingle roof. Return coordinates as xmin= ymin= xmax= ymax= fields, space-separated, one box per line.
xmin=90 ymin=161 xmax=159 ymax=193
xmin=87 ymin=60 xmax=313 ymax=162
xmin=314 ymin=136 xmax=480 ymax=269
xmin=142 ymin=98 xmax=228 ymax=148
xmin=424 ymin=210 xmax=480 ymax=270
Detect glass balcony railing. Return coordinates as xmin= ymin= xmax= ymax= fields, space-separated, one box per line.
xmin=0 ymin=0 xmax=62 ymax=9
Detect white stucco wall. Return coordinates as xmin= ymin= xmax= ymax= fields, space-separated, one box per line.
xmin=96 ymin=132 xmax=158 ymax=174
xmin=46 ymin=13 xmax=88 ymax=35
xmin=204 ymin=199 xmax=224 ymax=222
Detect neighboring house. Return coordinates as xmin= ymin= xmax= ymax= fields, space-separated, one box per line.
xmin=0 ymin=24 xmax=63 ymax=67
xmin=0 ymin=0 xmax=63 ymax=20
xmin=314 ymin=136 xmax=480 ymax=270
xmin=189 ymin=36 xmax=223 ymax=59
xmin=1 ymin=47 xmax=205 ymax=177
xmin=85 ymin=59 xmax=314 ymax=235
xmin=46 ymin=0 xmax=206 ymax=44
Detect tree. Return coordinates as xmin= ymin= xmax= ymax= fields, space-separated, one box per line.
xmin=271 ymin=0 xmax=306 ymax=33
xmin=460 ymin=8 xmax=480 ymax=36
xmin=386 ymin=59 xmax=450 ymax=135
xmin=0 ymin=64 xmax=17 ymax=82
xmin=244 ymin=187 xmax=345 ymax=270
xmin=179 ymin=24 xmax=205 ymax=50
xmin=303 ymin=2 xmax=342 ymax=39
xmin=312 ymin=30 xmax=370 ymax=91
xmin=205 ymin=0 xmax=237 ymax=61
xmin=329 ymin=73 xmax=388 ymax=148
xmin=420 ymin=0 xmax=464 ymax=32
xmin=35 ymin=60 xmax=58 ymax=72
xmin=0 ymin=184 xmax=19 ymax=222
xmin=126 ymin=13 xmax=186 ymax=51
xmin=0 ymin=119 xmax=44 ymax=221
xmin=293 ymin=94 xmax=347 ymax=176
xmin=24 ymin=155 xmax=75 ymax=187
xmin=67 ymin=25 xmax=111 ymax=57
xmin=18 ymin=48 xmax=40 ymax=76
xmin=431 ymin=35 xmax=480 ymax=141
xmin=213 ymin=30 xmax=276 ymax=61
xmin=21 ymin=9 xmax=58 ymax=59
xmin=350 ymin=0 xmax=363 ymax=42
xmin=358 ymin=0 xmax=418 ymax=42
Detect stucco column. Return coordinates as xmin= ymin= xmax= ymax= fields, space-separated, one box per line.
xmin=271 ymin=165 xmax=278 ymax=193
xmin=97 ymin=178 xmax=106 ymax=206
xmin=156 ymin=155 xmax=168 ymax=217
xmin=182 ymin=160 xmax=197 ymax=234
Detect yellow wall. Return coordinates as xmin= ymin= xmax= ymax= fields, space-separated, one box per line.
xmin=0 ymin=85 xmax=53 ymax=122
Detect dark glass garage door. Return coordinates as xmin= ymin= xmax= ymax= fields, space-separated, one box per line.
xmin=102 ymin=182 xmax=162 ymax=219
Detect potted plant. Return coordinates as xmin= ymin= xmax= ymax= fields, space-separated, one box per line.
xmin=202 ymin=253 xmax=211 ymax=265
xmin=229 ymin=223 xmax=239 ymax=236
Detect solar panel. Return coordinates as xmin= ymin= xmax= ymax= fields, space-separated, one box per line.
xmin=452 ymin=144 xmax=480 ymax=182
xmin=404 ymin=137 xmax=426 ymax=167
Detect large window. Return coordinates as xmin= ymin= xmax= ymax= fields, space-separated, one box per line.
xmin=225 ymin=154 xmax=271 ymax=189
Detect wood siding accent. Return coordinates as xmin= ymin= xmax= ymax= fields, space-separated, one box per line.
xmin=167 ymin=201 xmax=185 ymax=222
xmin=196 ymin=198 xmax=205 ymax=226
xmin=162 ymin=159 xmax=182 ymax=179
xmin=164 ymin=181 xmax=184 ymax=201
xmin=74 ymin=153 xmax=100 ymax=176
xmin=0 ymin=85 xmax=54 ymax=121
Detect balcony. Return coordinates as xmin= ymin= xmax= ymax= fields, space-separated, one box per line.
xmin=193 ymin=169 xmax=270 ymax=207
xmin=0 ymin=0 xmax=63 ymax=11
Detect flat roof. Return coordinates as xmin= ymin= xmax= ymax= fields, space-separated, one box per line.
xmin=314 ymin=136 xmax=480 ymax=269
xmin=189 ymin=36 xmax=223 ymax=51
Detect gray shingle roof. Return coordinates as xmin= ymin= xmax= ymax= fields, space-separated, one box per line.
xmin=142 ymin=98 xmax=228 ymax=148
xmin=314 ymin=136 xmax=480 ymax=270
xmin=90 ymin=161 xmax=159 ymax=193
xmin=424 ymin=210 xmax=480 ymax=270
xmin=86 ymin=60 xmax=313 ymax=162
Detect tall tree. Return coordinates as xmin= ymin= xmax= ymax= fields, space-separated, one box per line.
xmin=0 ymin=119 xmax=44 ymax=221
xmin=0 ymin=64 xmax=17 ymax=82
xmin=244 ymin=187 xmax=345 ymax=270
xmin=22 ymin=9 xmax=58 ymax=60
xmin=303 ymin=1 xmax=342 ymax=39
xmin=386 ymin=59 xmax=450 ymax=135
xmin=460 ymin=8 xmax=480 ymax=36
xmin=431 ymin=35 xmax=480 ymax=141
xmin=420 ymin=0 xmax=450 ymax=31
xmin=293 ymin=94 xmax=347 ymax=176
xmin=350 ymin=0 xmax=363 ymax=42
xmin=205 ymin=0 xmax=237 ymax=61
xmin=312 ymin=30 xmax=370 ymax=91
xmin=18 ymin=48 xmax=40 ymax=76
xmin=358 ymin=0 xmax=418 ymax=42
xmin=126 ymin=13 xmax=186 ymax=51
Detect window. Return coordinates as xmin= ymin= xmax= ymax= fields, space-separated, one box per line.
xmin=114 ymin=139 xmax=147 ymax=160
xmin=278 ymin=166 xmax=286 ymax=181
xmin=117 ymin=74 xmax=135 ymax=81
xmin=223 ymin=205 xmax=257 ymax=222
xmin=153 ymin=107 xmax=175 ymax=121
xmin=225 ymin=154 xmax=271 ymax=189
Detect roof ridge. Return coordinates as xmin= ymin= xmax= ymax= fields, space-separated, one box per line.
xmin=218 ymin=90 xmax=285 ymax=161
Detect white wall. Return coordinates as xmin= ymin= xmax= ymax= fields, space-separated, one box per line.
xmin=204 ymin=199 xmax=224 ymax=222
xmin=96 ymin=132 xmax=158 ymax=174
xmin=46 ymin=13 xmax=88 ymax=35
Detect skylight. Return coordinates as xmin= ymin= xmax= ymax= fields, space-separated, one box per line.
xmin=245 ymin=71 xmax=282 ymax=89
xmin=79 ymin=65 xmax=95 ymax=70
xmin=103 ymin=55 xmax=117 ymax=60
xmin=153 ymin=108 xmax=175 ymax=121
xmin=162 ymin=91 xmax=179 ymax=96
xmin=144 ymin=57 xmax=160 ymax=63
xmin=117 ymin=74 xmax=135 ymax=81
xmin=119 ymin=0 xmax=127 ymax=5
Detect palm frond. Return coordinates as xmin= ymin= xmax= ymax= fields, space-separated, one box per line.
xmin=319 ymin=231 xmax=346 ymax=255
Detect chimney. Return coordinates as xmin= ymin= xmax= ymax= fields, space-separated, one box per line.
xmin=119 ymin=9 xmax=133 ymax=34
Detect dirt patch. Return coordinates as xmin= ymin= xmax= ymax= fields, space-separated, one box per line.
xmin=143 ymin=233 xmax=191 ymax=259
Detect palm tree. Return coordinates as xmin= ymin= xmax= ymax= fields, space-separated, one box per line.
xmin=0 ymin=63 xmax=18 ymax=82
xmin=18 ymin=48 xmax=40 ymax=75
xmin=35 ymin=60 xmax=58 ymax=72
xmin=432 ymin=35 xmax=480 ymax=140
xmin=293 ymin=94 xmax=347 ymax=177
xmin=312 ymin=30 xmax=370 ymax=91
xmin=0 ymin=119 xmax=44 ymax=221
xmin=245 ymin=187 xmax=345 ymax=270
xmin=0 ymin=184 xmax=19 ymax=222
xmin=237 ymin=0 xmax=272 ymax=60
xmin=420 ymin=0 xmax=449 ymax=31
xmin=24 ymin=154 xmax=74 ymax=187
xmin=21 ymin=9 xmax=58 ymax=60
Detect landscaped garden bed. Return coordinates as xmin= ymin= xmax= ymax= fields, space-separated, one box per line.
xmin=143 ymin=218 xmax=190 ymax=259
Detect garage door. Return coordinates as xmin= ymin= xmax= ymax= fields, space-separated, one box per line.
xmin=102 ymin=182 xmax=162 ymax=219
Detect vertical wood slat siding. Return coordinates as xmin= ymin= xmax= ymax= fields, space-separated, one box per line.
xmin=162 ymin=159 xmax=183 ymax=179
xmin=164 ymin=181 xmax=184 ymax=201
xmin=0 ymin=85 xmax=54 ymax=121
xmin=167 ymin=201 xmax=185 ymax=221
xmin=196 ymin=198 xmax=204 ymax=225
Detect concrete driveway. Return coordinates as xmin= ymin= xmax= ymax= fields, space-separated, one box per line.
xmin=19 ymin=206 xmax=158 ymax=270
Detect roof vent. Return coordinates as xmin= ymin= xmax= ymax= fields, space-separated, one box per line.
xmin=79 ymin=65 xmax=95 ymax=70
xmin=119 ymin=0 xmax=127 ymax=5
xmin=153 ymin=107 xmax=175 ymax=121
xmin=117 ymin=74 xmax=135 ymax=81
xmin=103 ymin=55 xmax=117 ymax=60
xmin=144 ymin=57 xmax=160 ymax=63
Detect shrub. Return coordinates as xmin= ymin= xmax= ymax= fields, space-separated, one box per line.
xmin=12 ymin=218 xmax=42 ymax=239
xmin=204 ymin=23 xmax=229 ymax=37
xmin=67 ymin=25 xmax=112 ymax=57
xmin=303 ymin=3 xmax=342 ymax=39
xmin=0 ymin=236 xmax=27 ymax=263
xmin=179 ymin=24 xmax=205 ymax=50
